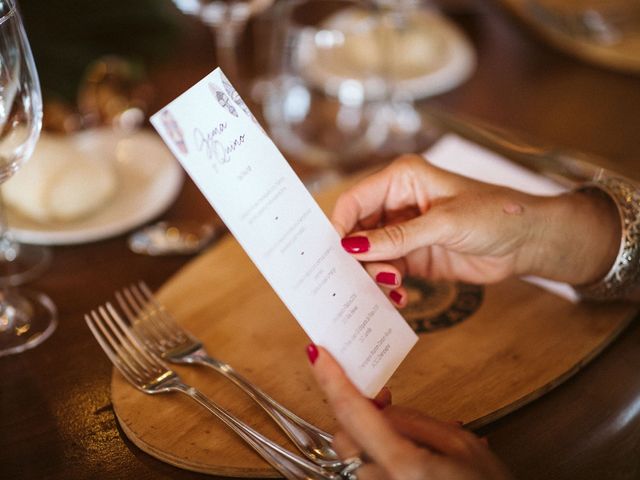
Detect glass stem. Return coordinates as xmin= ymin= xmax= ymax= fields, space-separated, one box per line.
xmin=0 ymin=188 xmax=15 ymax=325
xmin=0 ymin=187 xmax=18 ymax=264
xmin=211 ymin=20 xmax=246 ymax=90
xmin=370 ymin=3 xmax=421 ymax=153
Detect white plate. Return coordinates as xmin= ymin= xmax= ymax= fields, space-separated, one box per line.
xmin=300 ymin=8 xmax=476 ymax=101
xmin=7 ymin=130 xmax=184 ymax=245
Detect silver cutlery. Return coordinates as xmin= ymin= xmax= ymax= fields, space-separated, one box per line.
xmin=128 ymin=220 xmax=219 ymax=256
xmin=85 ymin=302 xmax=340 ymax=480
xmin=115 ymin=281 xmax=346 ymax=472
xmin=422 ymin=105 xmax=621 ymax=187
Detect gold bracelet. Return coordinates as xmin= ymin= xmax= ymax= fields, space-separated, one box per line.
xmin=575 ymin=176 xmax=640 ymax=301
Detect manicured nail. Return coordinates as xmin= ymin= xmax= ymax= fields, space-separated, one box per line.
xmin=389 ymin=290 xmax=402 ymax=304
xmin=341 ymin=236 xmax=370 ymax=253
xmin=306 ymin=343 xmax=319 ymax=365
xmin=375 ymin=272 xmax=397 ymax=286
xmin=370 ymin=398 xmax=385 ymax=410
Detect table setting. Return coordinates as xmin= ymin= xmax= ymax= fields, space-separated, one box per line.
xmin=1 ymin=1 xmax=640 ymax=479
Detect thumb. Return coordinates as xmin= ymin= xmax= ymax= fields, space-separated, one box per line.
xmin=340 ymin=208 xmax=456 ymax=261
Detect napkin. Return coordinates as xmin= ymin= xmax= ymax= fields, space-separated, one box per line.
xmin=4 ymin=132 xmax=118 ymax=223
xmin=424 ymin=133 xmax=579 ymax=303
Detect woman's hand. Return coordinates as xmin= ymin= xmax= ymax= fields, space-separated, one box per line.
xmin=308 ymin=345 xmax=513 ymax=480
xmin=332 ymin=155 xmax=620 ymax=305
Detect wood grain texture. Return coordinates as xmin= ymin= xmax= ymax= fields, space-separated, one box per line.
xmin=111 ymin=182 xmax=638 ymax=477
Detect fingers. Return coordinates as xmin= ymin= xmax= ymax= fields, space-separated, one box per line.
xmin=351 ymin=464 xmax=388 ymax=480
xmin=333 ymin=430 xmax=361 ymax=459
xmin=381 ymin=408 xmax=513 ymax=478
xmin=310 ymin=347 xmax=511 ymax=479
xmin=341 ymin=206 xmax=456 ymax=261
xmin=365 ymin=262 xmax=403 ymax=288
xmin=331 ymin=155 xmax=451 ymax=238
xmin=308 ymin=346 xmax=428 ymax=473
xmin=363 ymin=262 xmax=408 ymax=307
xmin=331 ymin=388 xmax=392 ymax=460
xmin=387 ymin=286 xmax=408 ymax=308
xmin=383 ymin=406 xmax=488 ymax=462
xmin=381 ymin=409 xmax=513 ymax=480
xmin=331 ymin=167 xmax=395 ymax=238
xmin=372 ymin=387 xmax=392 ymax=409
xmin=333 ymin=156 xmax=535 ymax=267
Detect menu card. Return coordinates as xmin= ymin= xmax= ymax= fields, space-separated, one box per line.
xmin=151 ymin=68 xmax=417 ymax=397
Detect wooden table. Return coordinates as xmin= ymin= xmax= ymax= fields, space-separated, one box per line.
xmin=1 ymin=1 xmax=639 ymax=479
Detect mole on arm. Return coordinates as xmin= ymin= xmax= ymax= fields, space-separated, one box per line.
xmin=503 ymin=202 xmax=524 ymax=215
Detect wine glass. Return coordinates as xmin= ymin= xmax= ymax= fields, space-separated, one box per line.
xmin=0 ymin=0 xmax=57 ymax=357
xmin=262 ymin=0 xmax=444 ymax=173
xmin=262 ymin=0 xmax=470 ymax=174
xmin=261 ymin=0 xmax=388 ymax=173
xmin=172 ymin=0 xmax=275 ymax=91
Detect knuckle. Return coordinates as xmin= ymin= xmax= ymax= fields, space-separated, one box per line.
xmin=381 ymin=224 xmax=408 ymax=254
xmin=332 ymin=431 xmax=359 ymax=458
xmin=449 ymin=432 xmax=479 ymax=457
xmin=392 ymin=154 xmax=424 ymax=172
xmin=336 ymin=187 xmax=355 ymax=202
xmin=334 ymin=190 xmax=356 ymax=213
xmin=331 ymin=430 xmax=348 ymax=449
xmin=396 ymin=153 xmax=423 ymax=165
xmin=391 ymin=448 xmax=433 ymax=480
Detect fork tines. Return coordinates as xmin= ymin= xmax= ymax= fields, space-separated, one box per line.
xmin=85 ymin=302 xmax=167 ymax=389
xmin=115 ymin=282 xmax=190 ymax=353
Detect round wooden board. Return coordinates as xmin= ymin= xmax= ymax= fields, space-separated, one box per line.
xmin=111 ymin=181 xmax=638 ymax=477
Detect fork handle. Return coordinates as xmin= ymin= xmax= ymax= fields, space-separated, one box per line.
xmin=193 ymin=354 xmax=344 ymax=470
xmin=175 ymin=383 xmax=339 ymax=480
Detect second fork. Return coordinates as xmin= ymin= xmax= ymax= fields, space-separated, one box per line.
xmin=116 ymin=282 xmax=346 ymax=472
xmin=86 ymin=303 xmax=339 ymax=480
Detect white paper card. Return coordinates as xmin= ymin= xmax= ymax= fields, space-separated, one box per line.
xmin=151 ymin=68 xmax=417 ymax=397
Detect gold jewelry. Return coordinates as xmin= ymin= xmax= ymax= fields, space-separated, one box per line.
xmin=576 ymin=176 xmax=640 ymax=301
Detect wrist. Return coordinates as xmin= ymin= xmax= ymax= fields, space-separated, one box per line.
xmin=523 ymin=190 xmax=620 ymax=285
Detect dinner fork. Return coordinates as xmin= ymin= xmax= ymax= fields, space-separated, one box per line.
xmin=85 ymin=303 xmax=340 ymax=480
xmin=115 ymin=282 xmax=345 ymax=472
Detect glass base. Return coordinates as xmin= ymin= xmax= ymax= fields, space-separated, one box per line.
xmin=0 ymin=288 xmax=57 ymax=357
xmin=365 ymin=101 xmax=437 ymax=158
xmin=0 ymin=242 xmax=51 ymax=286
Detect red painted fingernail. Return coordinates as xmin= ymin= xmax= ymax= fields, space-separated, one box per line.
xmin=306 ymin=343 xmax=319 ymax=365
xmin=389 ymin=290 xmax=403 ymax=304
xmin=341 ymin=236 xmax=370 ymax=253
xmin=370 ymin=398 xmax=385 ymax=410
xmin=375 ymin=272 xmax=397 ymax=286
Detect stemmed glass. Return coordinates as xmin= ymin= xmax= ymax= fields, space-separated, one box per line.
xmin=262 ymin=0 xmax=441 ymax=174
xmin=172 ymin=0 xmax=274 ymax=90
xmin=0 ymin=0 xmax=57 ymax=356
xmin=262 ymin=0 xmax=385 ymax=172
xmin=366 ymin=0 xmax=431 ymax=156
